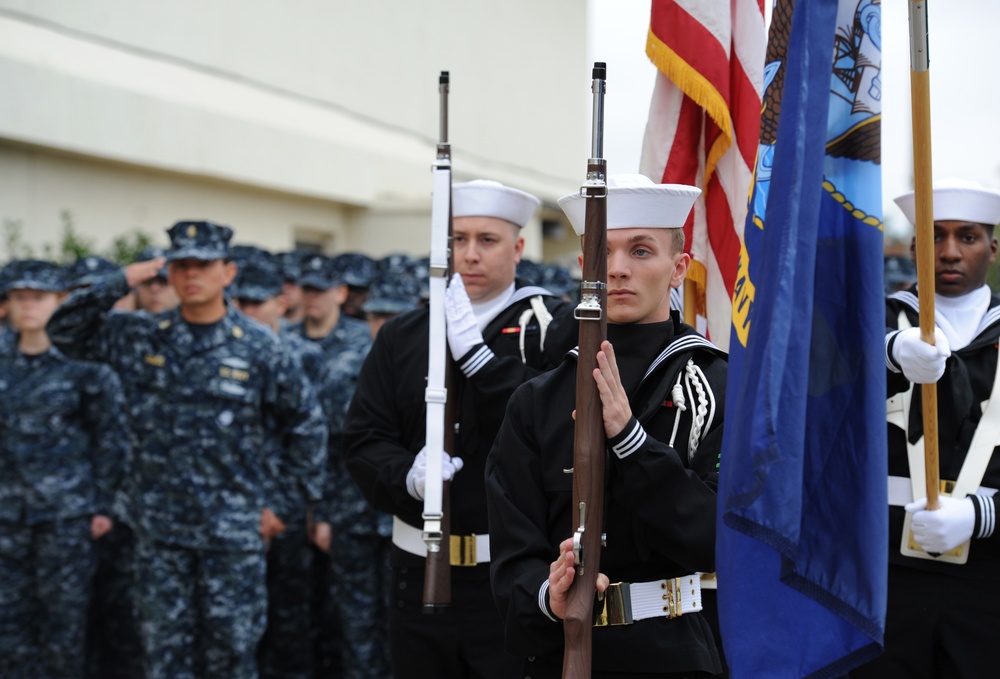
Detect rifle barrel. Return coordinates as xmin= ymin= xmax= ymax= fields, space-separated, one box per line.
xmin=562 ymin=61 xmax=608 ymax=679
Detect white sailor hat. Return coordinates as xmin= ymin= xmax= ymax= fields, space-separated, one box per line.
xmin=894 ymin=178 xmax=1000 ymax=227
xmin=557 ymin=174 xmax=702 ymax=237
xmin=452 ymin=180 xmax=541 ymax=229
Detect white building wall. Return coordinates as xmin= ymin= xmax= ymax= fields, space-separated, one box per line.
xmin=0 ymin=1 xmax=590 ymax=258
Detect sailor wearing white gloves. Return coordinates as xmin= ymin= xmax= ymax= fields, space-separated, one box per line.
xmin=855 ymin=179 xmax=1000 ymax=678
xmin=343 ymin=179 xmax=578 ymax=679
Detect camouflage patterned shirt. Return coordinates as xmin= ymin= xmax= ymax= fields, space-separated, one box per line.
xmin=0 ymin=333 xmax=129 ymax=525
xmin=260 ymin=327 xmax=329 ymax=521
xmin=47 ymin=271 xmax=327 ymax=551
xmin=290 ymin=315 xmax=375 ymax=530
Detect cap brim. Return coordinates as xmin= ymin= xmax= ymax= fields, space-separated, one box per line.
xmin=558 ymin=184 xmax=702 ymax=236
xmin=166 ymin=247 xmax=227 ymax=262
xmin=231 ymin=285 xmax=280 ymax=301
xmin=299 ymin=274 xmax=337 ymax=290
xmin=72 ymin=273 xmax=112 ymax=288
xmin=5 ymin=279 xmax=64 ymax=293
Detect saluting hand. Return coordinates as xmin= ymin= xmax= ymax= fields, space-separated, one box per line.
xmin=547 ymin=537 xmax=609 ymax=620
xmin=91 ymin=514 xmax=113 ymax=539
xmin=124 ymin=257 xmax=168 ymax=287
xmin=445 ymin=273 xmax=484 ymax=360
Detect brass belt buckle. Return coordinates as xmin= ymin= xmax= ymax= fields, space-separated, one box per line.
xmin=449 ymin=535 xmax=476 ymax=566
xmin=661 ymin=577 xmax=683 ymax=619
xmin=593 ymin=582 xmax=632 ymax=627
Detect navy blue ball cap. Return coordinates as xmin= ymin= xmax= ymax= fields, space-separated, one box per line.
xmin=407 ymin=256 xmax=430 ymax=301
xmin=298 ymin=253 xmax=340 ymax=290
xmin=0 ymin=260 xmax=14 ymax=297
xmin=230 ymin=258 xmax=283 ymax=302
xmin=884 ymin=255 xmax=917 ymax=294
xmin=516 ymin=258 xmax=544 ymax=286
xmin=277 ymin=251 xmax=305 ymax=283
xmin=165 ymin=220 xmax=233 ymax=262
xmin=134 ymin=246 xmax=168 ymax=263
xmin=67 ymin=255 xmax=118 ymax=289
xmin=541 ymin=263 xmax=576 ymax=297
xmin=333 ymin=252 xmax=377 ymax=288
xmin=362 ymin=268 xmax=421 ymax=315
xmin=230 ymin=244 xmax=274 ymax=268
xmin=4 ymin=259 xmax=68 ymax=293
xmin=377 ymin=253 xmax=414 ymax=276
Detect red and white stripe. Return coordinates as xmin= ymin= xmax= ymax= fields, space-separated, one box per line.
xmin=639 ymin=0 xmax=765 ymax=350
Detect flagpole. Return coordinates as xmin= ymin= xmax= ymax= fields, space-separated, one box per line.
xmin=907 ymin=0 xmax=940 ymax=510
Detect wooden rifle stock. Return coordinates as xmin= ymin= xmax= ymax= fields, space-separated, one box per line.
xmin=423 ymin=480 xmax=452 ymax=609
xmin=424 ymin=364 xmax=457 ymax=609
xmin=562 ymin=62 xmax=608 ymax=679
xmin=423 ymin=70 xmax=455 ymax=610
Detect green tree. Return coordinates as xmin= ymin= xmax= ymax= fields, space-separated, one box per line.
xmin=105 ymin=231 xmax=153 ymax=265
xmin=55 ymin=210 xmax=95 ymax=263
xmin=2 ymin=218 xmax=34 ymax=260
xmin=2 ymin=211 xmax=153 ymax=266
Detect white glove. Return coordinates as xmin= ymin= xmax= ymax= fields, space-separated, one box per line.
xmin=445 ymin=273 xmax=484 ymax=360
xmin=405 ymin=446 xmax=465 ymax=501
xmin=892 ymin=327 xmax=950 ymax=384
xmin=905 ymin=495 xmax=975 ymax=554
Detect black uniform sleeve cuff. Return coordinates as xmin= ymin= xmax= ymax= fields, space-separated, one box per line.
xmin=607 ymin=417 xmax=646 ymax=460
xmin=971 ymin=494 xmax=996 ymax=539
xmin=457 ymin=342 xmax=494 ymax=377
xmin=885 ymin=330 xmax=902 ymax=373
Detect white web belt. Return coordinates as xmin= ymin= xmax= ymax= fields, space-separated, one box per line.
xmin=593 ymin=576 xmax=703 ymax=626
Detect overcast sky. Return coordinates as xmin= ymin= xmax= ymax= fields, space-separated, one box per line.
xmin=588 ymin=0 xmax=1000 ymax=239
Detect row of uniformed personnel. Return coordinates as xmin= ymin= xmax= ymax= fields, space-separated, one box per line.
xmin=0 ymin=241 xmax=440 ymax=678
xmin=0 ymin=198 xmax=577 ymax=679
xmin=343 ymin=176 xmax=1000 ymax=679
xmin=3 ymin=173 xmax=1000 ymax=679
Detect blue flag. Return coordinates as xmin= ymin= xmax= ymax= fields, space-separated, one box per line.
xmin=716 ymin=0 xmax=887 ymax=676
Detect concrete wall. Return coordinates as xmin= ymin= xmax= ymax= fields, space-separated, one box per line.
xmin=0 ymin=0 xmax=590 ymax=258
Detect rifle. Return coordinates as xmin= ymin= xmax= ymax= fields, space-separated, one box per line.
xmin=562 ymin=61 xmax=608 ymax=679
xmin=422 ymin=70 xmax=455 ymax=611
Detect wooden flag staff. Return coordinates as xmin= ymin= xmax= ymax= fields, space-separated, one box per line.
xmin=907 ymin=0 xmax=940 ymax=510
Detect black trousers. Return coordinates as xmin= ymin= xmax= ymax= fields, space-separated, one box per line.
xmin=851 ymin=563 xmax=1000 ymax=678
xmin=389 ymin=563 xmax=521 ymax=679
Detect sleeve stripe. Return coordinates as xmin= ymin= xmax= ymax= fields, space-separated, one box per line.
xmin=539 ymin=580 xmax=558 ymax=622
xmin=885 ymin=330 xmax=901 ymax=373
xmin=610 ymin=420 xmax=647 ymax=459
xmin=459 ymin=345 xmax=494 ymax=376
xmin=975 ymin=494 xmax=995 ymax=539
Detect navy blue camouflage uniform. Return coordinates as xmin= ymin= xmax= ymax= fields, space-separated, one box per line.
xmin=87 ymin=255 xmax=167 ymax=679
xmin=0 ymin=261 xmax=130 ymax=678
xmin=47 ymin=222 xmax=327 ymax=679
xmin=256 ymin=327 xmax=329 ymax=679
xmin=293 ymin=253 xmax=388 ymax=679
xmin=231 ymin=247 xmax=331 ymax=679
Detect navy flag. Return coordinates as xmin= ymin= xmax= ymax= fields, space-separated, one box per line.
xmin=716 ymin=0 xmax=887 ymax=676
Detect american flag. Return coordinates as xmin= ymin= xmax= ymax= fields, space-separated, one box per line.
xmin=639 ymin=0 xmax=766 ymax=350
